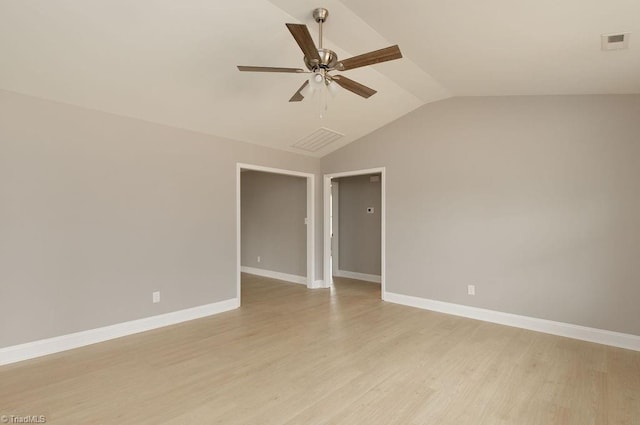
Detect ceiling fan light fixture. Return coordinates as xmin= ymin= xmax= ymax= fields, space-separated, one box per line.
xmin=303 ymin=71 xmax=325 ymax=96
xmin=312 ymin=72 xmax=324 ymax=85
xmin=300 ymin=81 xmax=315 ymax=98
xmin=327 ymin=80 xmax=339 ymax=97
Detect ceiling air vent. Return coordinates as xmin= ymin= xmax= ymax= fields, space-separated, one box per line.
xmin=601 ymin=32 xmax=630 ymax=50
xmin=292 ymin=127 xmax=344 ymax=152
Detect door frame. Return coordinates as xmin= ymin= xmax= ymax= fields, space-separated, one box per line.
xmin=323 ymin=167 xmax=385 ymax=298
xmin=330 ymin=180 xmax=339 ymax=274
xmin=236 ymin=163 xmax=315 ymax=303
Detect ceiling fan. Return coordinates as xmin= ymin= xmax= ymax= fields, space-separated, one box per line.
xmin=237 ymin=7 xmax=403 ymax=102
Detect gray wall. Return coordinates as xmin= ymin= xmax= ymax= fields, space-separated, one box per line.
xmin=241 ymin=171 xmax=307 ymax=276
xmin=0 ymin=90 xmax=322 ymax=348
xmin=322 ymin=95 xmax=640 ymax=336
xmin=3 ymin=89 xmax=639 ymax=348
xmin=335 ymin=175 xmax=381 ymax=276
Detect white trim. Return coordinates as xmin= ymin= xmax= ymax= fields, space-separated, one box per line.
xmin=0 ymin=298 xmax=240 ymax=366
xmin=324 ymin=176 xmax=331 ymax=286
xmin=306 ymin=174 xmax=315 ymax=289
xmin=309 ymin=279 xmax=326 ymax=289
xmin=237 ymin=163 xmax=314 ymax=179
xmin=381 ymin=171 xmax=386 ymax=300
xmin=237 ymin=163 xmax=315 ymax=295
xmin=334 ymin=270 xmax=381 ymax=283
xmin=237 ymin=164 xmax=242 ymax=302
xmin=325 ymin=167 xmax=387 ymax=179
xmin=330 ymin=181 xmax=339 ymax=273
xmin=383 ymin=292 xmax=640 ymax=352
xmin=324 ymin=167 xmax=385 ymax=298
xmin=241 ymin=266 xmax=307 ymax=285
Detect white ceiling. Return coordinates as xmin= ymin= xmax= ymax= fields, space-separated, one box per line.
xmin=1 ymin=0 xmax=638 ymax=157
xmin=342 ymin=0 xmax=640 ymax=96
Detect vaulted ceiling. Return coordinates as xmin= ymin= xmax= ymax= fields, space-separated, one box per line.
xmin=1 ymin=0 xmax=638 ymax=157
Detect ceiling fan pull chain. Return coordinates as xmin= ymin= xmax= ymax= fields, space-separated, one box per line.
xmin=320 ymin=82 xmax=330 ymax=120
xmin=318 ymin=83 xmax=324 ymax=119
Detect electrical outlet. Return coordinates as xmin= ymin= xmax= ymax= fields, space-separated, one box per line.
xmin=152 ymin=291 xmax=160 ymax=303
xmin=257 ymin=256 xmax=261 ymax=263
xmin=467 ymin=285 xmax=475 ymax=296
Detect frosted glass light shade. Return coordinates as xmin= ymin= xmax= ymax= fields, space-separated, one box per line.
xmin=300 ymin=82 xmax=314 ymax=98
xmin=327 ymin=80 xmax=339 ymax=97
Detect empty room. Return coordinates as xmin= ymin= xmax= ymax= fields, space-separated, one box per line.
xmin=1 ymin=1 xmax=639 ymax=424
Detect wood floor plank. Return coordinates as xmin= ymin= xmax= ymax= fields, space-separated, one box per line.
xmin=1 ymin=274 xmax=639 ymax=424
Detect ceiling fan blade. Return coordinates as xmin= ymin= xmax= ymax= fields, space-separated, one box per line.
xmin=237 ymin=66 xmax=306 ymax=73
xmin=285 ymin=23 xmax=321 ymax=64
xmin=289 ymin=80 xmax=310 ymax=102
xmin=332 ymin=75 xmax=377 ymax=98
xmin=336 ymin=45 xmax=402 ymax=71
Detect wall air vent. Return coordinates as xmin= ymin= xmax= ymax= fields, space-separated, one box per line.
xmin=601 ymin=32 xmax=630 ymax=50
xmin=292 ymin=127 xmax=344 ymax=152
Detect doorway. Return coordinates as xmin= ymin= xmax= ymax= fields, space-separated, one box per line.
xmin=236 ymin=163 xmax=315 ymax=303
xmin=323 ymin=167 xmax=385 ymax=299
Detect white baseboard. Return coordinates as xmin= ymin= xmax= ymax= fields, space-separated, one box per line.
xmin=383 ymin=292 xmax=640 ymax=352
xmin=241 ymin=266 xmax=307 ymax=285
xmin=309 ymin=279 xmax=326 ymax=289
xmin=335 ymin=270 xmax=381 ymax=283
xmin=0 ymin=297 xmax=240 ymax=366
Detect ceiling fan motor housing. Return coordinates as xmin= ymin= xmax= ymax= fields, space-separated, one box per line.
xmin=304 ymin=48 xmax=338 ymax=71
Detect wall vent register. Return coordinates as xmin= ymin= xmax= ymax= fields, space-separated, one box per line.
xmin=601 ymin=33 xmax=630 ymax=50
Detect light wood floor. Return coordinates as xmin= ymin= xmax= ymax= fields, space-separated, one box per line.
xmin=1 ymin=274 xmax=639 ymax=424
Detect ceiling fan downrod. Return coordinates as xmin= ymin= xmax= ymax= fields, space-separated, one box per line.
xmin=313 ymin=8 xmax=329 ymax=49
